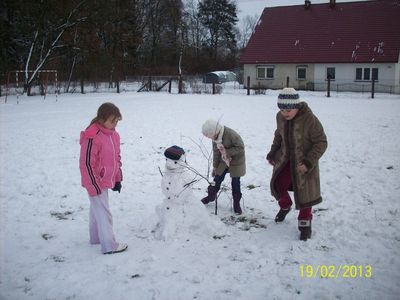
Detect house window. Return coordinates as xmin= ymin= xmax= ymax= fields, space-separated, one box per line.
xmin=356 ymin=68 xmax=362 ymax=80
xmin=257 ymin=68 xmax=265 ymax=79
xmin=297 ymin=66 xmax=307 ymax=80
xmin=326 ymin=67 xmax=335 ymax=80
xmin=364 ymin=68 xmax=370 ymax=80
xmin=356 ymin=67 xmax=379 ymax=81
xmin=372 ymin=68 xmax=379 ymax=80
xmin=257 ymin=66 xmax=274 ymax=79
xmin=267 ymin=68 xmax=274 ymax=78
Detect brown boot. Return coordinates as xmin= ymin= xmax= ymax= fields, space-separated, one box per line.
xmin=275 ymin=208 xmax=291 ymax=223
xmin=201 ymin=185 xmax=218 ymax=204
xmin=232 ymin=192 xmax=242 ymax=215
xmin=298 ymin=220 xmax=312 ymax=241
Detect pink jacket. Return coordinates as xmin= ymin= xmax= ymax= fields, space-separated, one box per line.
xmin=79 ymin=123 xmax=123 ymax=196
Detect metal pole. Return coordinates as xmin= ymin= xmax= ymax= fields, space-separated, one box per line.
xmin=5 ymin=72 xmax=10 ymax=103
xmin=81 ymin=78 xmax=84 ymax=94
xmin=43 ymin=72 xmax=49 ymax=99
xmin=327 ymin=77 xmax=331 ymax=97
xmin=55 ymin=71 xmax=58 ymax=101
xmin=371 ymin=79 xmax=375 ymax=99
xmin=16 ymin=71 xmax=20 ymax=102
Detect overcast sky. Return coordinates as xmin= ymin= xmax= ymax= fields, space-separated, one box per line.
xmin=236 ymin=0 xmax=371 ymax=21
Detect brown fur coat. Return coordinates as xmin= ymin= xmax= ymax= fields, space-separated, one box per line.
xmin=267 ymin=102 xmax=327 ymax=208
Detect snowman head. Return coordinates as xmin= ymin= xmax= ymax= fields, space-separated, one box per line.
xmin=165 ymin=155 xmax=186 ymax=170
xmin=164 ymin=145 xmax=186 ymax=170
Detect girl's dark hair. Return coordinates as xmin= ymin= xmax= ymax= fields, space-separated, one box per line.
xmin=90 ymin=102 xmax=122 ymax=126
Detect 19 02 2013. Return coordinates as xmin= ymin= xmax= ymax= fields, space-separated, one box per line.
xmin=299 ymin=264 xmax=372 ymax=278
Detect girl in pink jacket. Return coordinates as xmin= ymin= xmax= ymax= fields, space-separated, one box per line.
xmin=79 ymin=102 xmax=127 ymax=254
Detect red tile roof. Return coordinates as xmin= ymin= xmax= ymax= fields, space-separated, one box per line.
xmin=240 ymin=0 xmax=400 ymax=64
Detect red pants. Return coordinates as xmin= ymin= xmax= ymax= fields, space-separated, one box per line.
xmin=275 ymin=162 xmax=312 ymax=220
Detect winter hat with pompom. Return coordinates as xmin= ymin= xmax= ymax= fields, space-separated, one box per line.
xmin=202 ymin=119 xmax=222 ymax=137
xmin=164 ymin=145 xmax=185 ymax=161
xmin=277 ymin=87 xmax=301 ymax=109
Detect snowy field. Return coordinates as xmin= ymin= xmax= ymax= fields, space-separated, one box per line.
xmin=0 ymin=89 xmax=399 ymax=300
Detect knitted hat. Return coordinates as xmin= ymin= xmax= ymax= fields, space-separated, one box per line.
xmin=277 ymin=88 xmax=301 ymax=109
xmin=202 ymin=119 xmax=222 ymax=137
xmin=164 ymin=145 xmax=185 ymax=160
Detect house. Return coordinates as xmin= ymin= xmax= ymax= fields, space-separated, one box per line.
xmin=240 ymin=0 xmax=400 ymax=94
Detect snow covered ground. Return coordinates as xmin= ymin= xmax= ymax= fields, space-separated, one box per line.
xmin=0 ymin=89 xmax=399 ymax=300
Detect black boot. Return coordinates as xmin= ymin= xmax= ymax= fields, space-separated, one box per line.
xmin=201 ymin=185 xmax=217 ymax=204
xmin=232 ymin=193 xmax=242 ymax=215
xmin=275 ymin=208 xmax=291 ymax=222
xmin=298 ymin=220 xmax=312 ymax=241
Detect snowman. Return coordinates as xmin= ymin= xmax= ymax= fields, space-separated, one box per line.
xmin=154 ymin=145 xmax=226 ymax=240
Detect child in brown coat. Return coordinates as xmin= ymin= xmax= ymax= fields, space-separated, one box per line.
xmin=266 ymin=88 xmax=327 ymax=240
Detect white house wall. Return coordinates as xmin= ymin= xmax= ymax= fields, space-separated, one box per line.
xmin=314 ymin=63 xmax=399 ymax=93
xmin=243 ymin=62 xmax=400 ymax=94
xmin=395 ymin=53 xmax=400 ymax=93
xmin=243 ymin=64 xmax=315 ymax=90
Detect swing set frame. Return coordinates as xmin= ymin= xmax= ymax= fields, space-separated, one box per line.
xmin=4 ymin=70 xmax=59 ymax=102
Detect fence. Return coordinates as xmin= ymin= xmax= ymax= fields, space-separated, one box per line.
xmin=313 ymin=82 xmax=399 ymax=94
xmin=2 ymin=75 xmax=399 ymax=98
xmin=1 ymin=75 xmax=243 ymax=98
xmin=246 ymin=76 xmax=400 ymax=96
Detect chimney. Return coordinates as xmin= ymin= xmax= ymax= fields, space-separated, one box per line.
xmin=305 ymin=0 xmax=311 ymax=9
xmin=329 ymin=0 xmax=336 ymax=8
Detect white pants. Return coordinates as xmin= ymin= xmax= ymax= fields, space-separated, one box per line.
xmin=89 ymin=190 xmax=118 ymax=253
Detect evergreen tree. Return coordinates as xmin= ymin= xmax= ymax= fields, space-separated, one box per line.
xmin=198 ymin=0 xmax=238 ymax=62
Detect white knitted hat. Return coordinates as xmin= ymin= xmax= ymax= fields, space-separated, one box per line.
xmin=202 ymin=119 xmax=222 ymax=136
xmin=278 ymin=87 xmax=301 ymax=109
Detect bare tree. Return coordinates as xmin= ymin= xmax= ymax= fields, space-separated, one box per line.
xmin=237 ymin=14 xmax=258 ymax=50
xmin=22 ymin=1 xmax=86 ymax=94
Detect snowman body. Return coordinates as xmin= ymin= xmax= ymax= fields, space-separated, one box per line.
xmin=155 ymin=156 xmax=224 ymax=240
